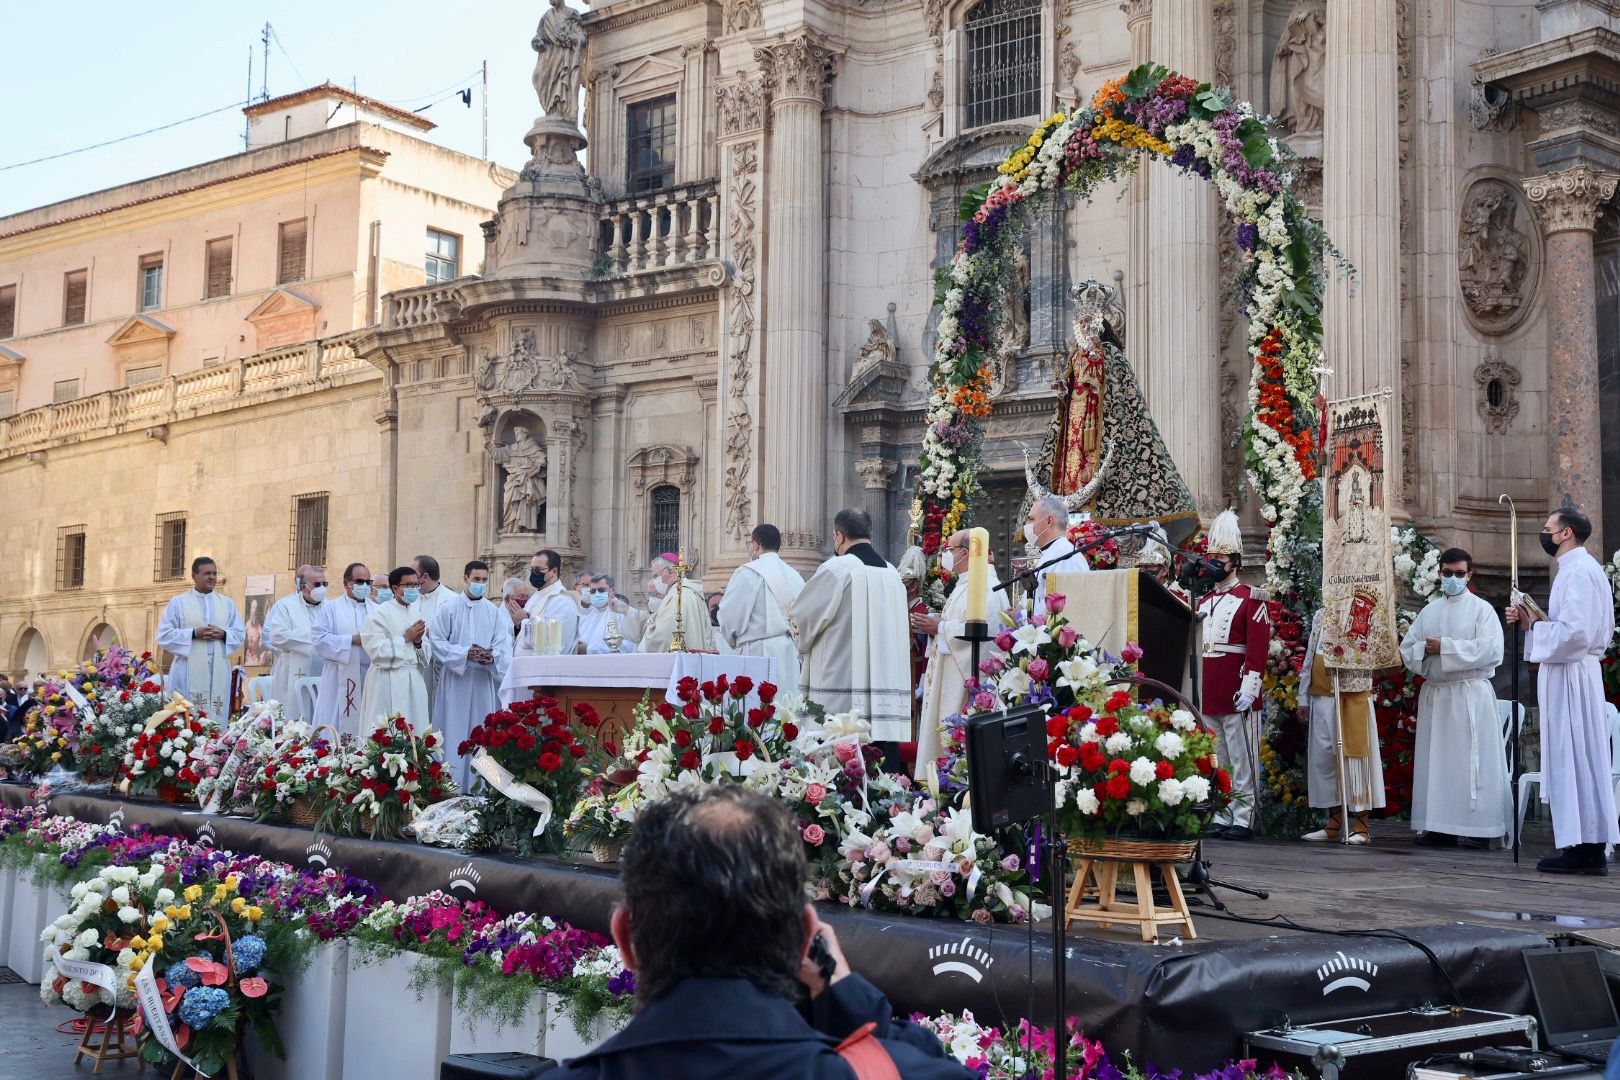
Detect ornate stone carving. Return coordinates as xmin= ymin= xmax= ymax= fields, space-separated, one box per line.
xmin=1524 ymin=166 xmax=1620 ymax=235
xmin=1118 ymin=0 xmax=1151 ymax=19
xmin=758 ymin=35 xmax=836 ymax=103
xmin=1474 ymin=349 xmax=1521 ymax=435
xmin=1537 ymin=100 xmax=1620 ymax=141
xmin=1271 ymin=0 xmax=1325 ymax=135
xmin=854 ymin=318 xmax=897 ymax=375
xmin=722 ymin=140 xmax=761 ymax=542
xmin=1468 ymin=72 xmax=1517 ymax=132
xmin=723 ymin=0 xmax=761 ymax=34
xmin=1457 ymin=178 xmax=1537 ymax=334
xmin=474 ymin=330 xmax=587 ymax=399
xmin=489 ymin=425 xmax=548 ymax=535
xmin=531 ymin=0 xmax=586 ymax=123
xmin=715 ymin=78 xmax=767 ymax=137
xmin=1212 ymin=0 xmax=1236 ymax=88
xmin=565 ymin=418 xmax=587 ymax=549
xmin=854 ymin=458 xmax=897 ymax=491
xmin=628 ymin=444 xmax=699 ymax=493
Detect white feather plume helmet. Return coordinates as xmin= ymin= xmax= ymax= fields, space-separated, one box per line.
xmin=897 ymin=546 xmax=928 ymax=581
xmin=1206 ymin=509 xmax=1244 ymax=556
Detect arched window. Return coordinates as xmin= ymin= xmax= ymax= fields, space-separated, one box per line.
xmin=649 ymin=485 xmax=681 ymax=558
xmin=964 ymin=0 xmax=1042 ymax=129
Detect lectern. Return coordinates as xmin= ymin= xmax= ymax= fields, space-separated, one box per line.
xmin=1045 ymin=568 xmax=1198 ymax=698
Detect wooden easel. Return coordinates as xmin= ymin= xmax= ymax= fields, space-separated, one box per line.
xmin=1064 ymin=853 xmax=1198 ymax=943
xmin=73 ymin=1005 xmax=143 ymax=1073
xmin=171 ymin=1059 xmax=240 ymax=1080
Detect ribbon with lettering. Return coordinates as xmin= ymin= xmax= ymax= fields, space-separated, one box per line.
xmin=471 ymin=750 xmax=553 ymax=835
xmin=49 ymin=929 xmax=119 ymax=997
xmin=134 ymin=956 xmax=202 ymax=1074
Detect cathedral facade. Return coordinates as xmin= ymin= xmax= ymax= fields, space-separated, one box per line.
xmin=3 ymin=1 xmax=1618 ymax=675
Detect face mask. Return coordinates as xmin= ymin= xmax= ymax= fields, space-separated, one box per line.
xmin=530 ymin=568 xmax=548 ymax=590
xmin=590 ymin=591 xmax=610 ymax=609
xmin=1539 ymin=531 xmax=1562 ymax=557
xmin=351 ymin=583 xmax=371 ymax=602
xmin=1023 ymin=522 xmax=1039 ymax=547
xmin=1440 ymin=574 xmax=1467 ymax=597
xmin=1204 ymin=562 xmax=1228 ymax=581
xmin=943 ymin=550 xmax=959 ymax=574
xmin=467 ymin=582 xmax=487 ymax=600
xmin=309 ymin=586 xmax=328 ymax=603
xmin=402 ymin=587 xmax=421 ymax=604
xmin=651 ymin=577 xmax=669 ymax=596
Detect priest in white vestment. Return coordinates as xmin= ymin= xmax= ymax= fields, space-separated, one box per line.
xmin=577 ymin=575 xmax=636 ymax=654
xmin=411 ymin=555 xmax=459 ymax=720
xmin=359 ymin=566 xmax=431 ymax=730
xmin=793 ymin=509 xmax=912 ymax=742
xmin=265 ymin=565 xmax=327 ymax=721
xmin=155 ymin=557 xmax=246 ymax=721
xmin=1509 ymin=508 xmax=1620 ymax=874
xmin=915 ymin=530 xmax=1010 ymax=779
xmin=1024 ymin=493 xmax=1088 ymax=613
xmin=523 ymin=549 xmax=580 ymax=655
xmin=314 ymin=564 xmax=373 ymax=733
xmin=430 ymin=561 xmax=511 ymax=790
xmin=1399 ymin=547 xmax=1507 ymax=846
xmin=717 ymin=525 xmax=805 ymax=696
xmin=640 ymin=554 xmax=715 ymax=653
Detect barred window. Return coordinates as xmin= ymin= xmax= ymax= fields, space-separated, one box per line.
xmin=155 ymin=512 xmax=187 ymax=582
xmin=649 ymin=484 xmax=681 ymax=558
xmin=627 ymin=95 xmax=677 ymax=194
xmin=964 ymin=0 xmax=1042 ymax=129
xmin=57 ymin=526 xmax=86 ymax=590
xmin=290 ymin=491 xmax=330 ymax=569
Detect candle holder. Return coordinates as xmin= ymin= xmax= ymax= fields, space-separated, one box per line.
xmin=670 ymin=549 xmax=689 ymax=654
xmin=957 ymin=619 xmax=994 ymax=696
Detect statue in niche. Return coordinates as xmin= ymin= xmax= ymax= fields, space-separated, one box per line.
xmin=490 ymin=424 xmax=549 ymax=535
xmin=1270 ymin=0 xmax=1326 ymax=135
xmin=1458 ymin=182 xmax=1532 ymax=325
xmin=853 ymin=318 xmax=896 ymax=378
xmin=997 ymin=245 xmax=1031 ymax=358
xmin=532 ymin=0 xmax=586 ymax=124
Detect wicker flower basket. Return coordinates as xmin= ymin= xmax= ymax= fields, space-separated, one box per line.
xmin=1067 ymin=835 xmax=1199 ymax=863
xmin=589 ymin=839 xmax=624 ymax=864
xmin=281 ymin=724 xmax=343 ymax=829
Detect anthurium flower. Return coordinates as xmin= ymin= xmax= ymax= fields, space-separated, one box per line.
xmin=238 ymin=976 xmax=269 ymax=999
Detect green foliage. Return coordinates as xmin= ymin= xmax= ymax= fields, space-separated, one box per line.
xmin=1122 ymin=63 xmax=1169 ymax=97
xmin=957 ymin=183 xmax=991 ymax=222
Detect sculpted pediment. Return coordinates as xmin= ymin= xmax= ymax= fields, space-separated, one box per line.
xmin=614 ymin=54 xmax=685 ymax=90
xmin=105 ymin=314 xmax=176 ymax=347
xmin=834 ymin=358 xmax=910 ymax=409
xmin=244 ymin=288 xmax=321 ymax=351
xmin=914 ymin=124 xmax=1037 ymax=186
xmin=244 ymin=288 xmax=321 ymax=323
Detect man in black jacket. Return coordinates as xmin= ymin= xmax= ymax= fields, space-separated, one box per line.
xmin=549 ymin=785 xmax=975 ymax=1079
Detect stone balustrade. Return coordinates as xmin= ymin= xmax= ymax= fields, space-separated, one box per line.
xmin=384 ymin=282 xmax=467 ymax=329
xmin=0 ymin=331 xmax=370 ymax=458
xmin=597 ymin=181 xmax=719 ymax=277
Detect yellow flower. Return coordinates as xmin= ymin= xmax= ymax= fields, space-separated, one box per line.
xmin=211 ymin=885 xmax=229 ymax=904
xmin=176 ymin=905 xmax=192 ymax=921
xmin=224 ymin=875 xmax=240 ymax=892
xmin=129 ymin=954 xmax=146 ymax=972
xmin=149 ymin=916 xmax=170 ymax=933
xmin=164 ymin=906 xmax=180 ymax=920
xmin=183 ymin=885 xmax=203 ymax=903
xmin=246 ymin=907 xmax=264 ymax=923
xmin=230 ymin=897 xmax=247 ymax=914
xmin=147 ymin=932 xmax=164 ymax=951
xmin=131 ymin=935 xmax=147 ymax=950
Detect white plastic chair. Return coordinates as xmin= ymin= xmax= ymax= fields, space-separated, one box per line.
xmin=294 ymin=677 xmax=321 ymax=728
xmin=1515 ymin=700 xmax=1620 ymax=849
xmin=246 ymin=675 xmax=272 ymax=704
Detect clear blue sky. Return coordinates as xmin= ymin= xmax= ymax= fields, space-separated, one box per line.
xmin=0 ymin=2 xmax=569 ymax=217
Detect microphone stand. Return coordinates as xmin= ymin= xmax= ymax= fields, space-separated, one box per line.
xmin=995 ymin=524 xmax=1157 ymax=603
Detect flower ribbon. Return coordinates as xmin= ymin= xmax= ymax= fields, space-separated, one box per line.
xmin=134 ymin=957 xmax=202 ymax=1074
xmin=49 ymin=929 xmax=118 ymax=996
xmin=471 ymin=750 xmax=553 ymax=835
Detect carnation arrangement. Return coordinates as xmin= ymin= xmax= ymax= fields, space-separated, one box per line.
xmin=248 ymin=721 xmax=342 ymax=824
xmin=118 ymin=696 xmax=215 ymax=802
xmin=326 ymin=714 xmax=454 ymax=840
xmin=38 ymin=861 xmax=168 ymax=1013
xmin=78 ymin=682 xmax=167 ymax=783
xmin=191 ymin=701 xmax=286 ymax=814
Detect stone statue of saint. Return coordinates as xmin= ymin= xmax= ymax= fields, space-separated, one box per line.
xmin=532 ymin=0 xmax=586 ymax=124
xmin=998 ymin=245 xmax=1031 ymax=358
xmin=490 ymin=425 xmax=549 ymax=534
xmin=1270 ymin=0 xmax=1326 ymax=135
xmin=1457 ymin=182 xmax=1531 ymax=323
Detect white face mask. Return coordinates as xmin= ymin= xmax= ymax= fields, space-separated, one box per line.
xmin=942 ymin=550 xmax=959 ymax=574
xmin=651 ymin=577 xmax=669 ymax=596
xmin=1023 ymin=521 xmax=1040 ymax=547
xmin=309 ymin=585 xmax=328 ymax=603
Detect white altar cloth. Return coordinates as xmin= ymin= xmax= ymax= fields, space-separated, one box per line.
xmin=498 ymin=653 xmax=776 ymax=708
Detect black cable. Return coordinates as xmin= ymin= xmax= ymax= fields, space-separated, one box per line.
xmin=0 ymin=101 xmax=249 ymax=172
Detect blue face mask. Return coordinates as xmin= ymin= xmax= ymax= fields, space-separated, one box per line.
xmin=402 ymin=587 xmax=421 ymax=604
xmin=351 ymin=583 xmax=371 ymax=602
xmin=590 ymin=591 xmax=610 ymax=609
xmin=467 ymin=581 xmax=487 ymax=600
xmin=1440 ymin=574 xmax=1467 ymax=597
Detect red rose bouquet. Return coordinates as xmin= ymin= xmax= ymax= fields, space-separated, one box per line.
xmin=118 ymin=697 xmax=215 ymax=802
xmin=328 ymin=715 xmax=454 ymax=840
xmin=462 ymin=696 xmax=603 ymax=854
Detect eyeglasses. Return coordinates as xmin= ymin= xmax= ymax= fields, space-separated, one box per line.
xmin=351 ymin=579 xmax=371 ymax=586
xmin=1438 ymin=569 xmax=1469 ymax=578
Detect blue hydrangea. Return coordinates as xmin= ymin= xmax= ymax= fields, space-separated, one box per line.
xmin=177 ymin=986 xmax=229 ymax=1029
xmin=230 ymin=935 xmax=266 ymax=973
xmin=164 ymin=960 xmax=200 ymax=990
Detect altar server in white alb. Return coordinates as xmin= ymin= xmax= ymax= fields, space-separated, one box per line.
xmin=430 ymin=561 xmax=511 ymax=789
xmin=411 ymin=554 xmax=458 ymax=717
xmin=1508 ymin=507 xmax=1620 ymax=875
xmin=156 ymin=556 xmax=246 ymax=720
xmin=1398 ymin=547 xmax=1507 ymax=848
xmin=264 ymin=565 xmax=327 ymax=721
xmin=1023 ymin=493 xmax=1088 ymax=614
xmin=717 ymin=524 xmax=805 ymax=697
xmin=359 ymin=566 xmax=432 ymax=730
xmin=1297 ymin=608 xmax=1384 ymax=844
xmin=793 ymin=508 xmax=912 ymax=742
xmin=915 ymin=529 xmax=1010 ymax=780
xmin=523 ymin=549 xmax=580 ymax=655
xmin=314 ymin=564 xmax=374 ymax=733
xmin=577 ymin=575 xmax=636 ymax=654
xmin=640 ymin=553 xmax=715 ymax=653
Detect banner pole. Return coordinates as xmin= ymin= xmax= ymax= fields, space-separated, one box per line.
xmin=1332 ymin=670 xmax=1351 ymax=844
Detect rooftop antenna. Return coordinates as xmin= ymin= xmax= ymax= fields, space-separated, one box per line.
xmin=482 ymin=60 xmax=489 ymax=160
xmin=244 ymin=45 xmax=253 ymax=148
xmin=261 ymin=21 xmax=272 ymax=100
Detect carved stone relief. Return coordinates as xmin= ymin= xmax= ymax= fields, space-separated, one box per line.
xmin=1270 ymin=0 xmax=1325 ymax=135
xmin=1468 ymin=71 xmax=1517 ymax=132
xmin=1474 ymin=349 xmax=1521 ymax=435
xmin=1457 ymin=178 xmax=1538 ymax=335
xmin=716 ymin=79 xmax=768 ymax=136
xmin=854 ymin=458 xmax=898 ymax=491
xmin=1212 ymin=0 xmax=1235 ymax=88
xmin=757 ymin=35 xmax=836 ymax=103
xmin=722 ymin=0 xmax=761 ymax=35
xmin=722 ymin=139 xmax=761 ymax=542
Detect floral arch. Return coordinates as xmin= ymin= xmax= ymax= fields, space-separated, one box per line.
xmin=912 ymin=64 xmax=1336 ymax=603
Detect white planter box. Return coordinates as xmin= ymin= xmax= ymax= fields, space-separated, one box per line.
xmin=5 ymin=868 xmax=52 ymax=984
xmin=0 ymin=866 xmax=15 ymax=963
xmin=449 ymin=988 xmax=545 ymax=1057
xmin=341 ymin=951 xmax=450 ymax=1080
xmin=540 ymin=992 xmax=619 ymax=1064
xmin=246 ymin=941 xmax=350 ymax=1080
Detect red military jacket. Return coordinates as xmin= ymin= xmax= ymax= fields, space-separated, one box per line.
xmin=1196 ymin=582 xmax=1271 ymax=715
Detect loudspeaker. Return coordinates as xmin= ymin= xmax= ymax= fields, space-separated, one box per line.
xmin=440 ymin=1051 xmax=559 ymax=1079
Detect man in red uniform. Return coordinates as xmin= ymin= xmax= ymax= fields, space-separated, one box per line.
xmin=1196 ymin=510 xmax=1271 ymax=840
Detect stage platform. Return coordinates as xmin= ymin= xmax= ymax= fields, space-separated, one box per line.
xmin=4 ymin=784 xmax=1608 ymax=1071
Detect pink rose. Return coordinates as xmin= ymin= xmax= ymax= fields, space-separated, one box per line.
xmin=940 ymin=879 xmax=957 ymax=897
xmin=979 ymin=658 xmax=1004 ymax=676
xmin=1121 ymin=641 xmax=1144 ymax=664
xmin=1045 ymin=593 xmax=1067 ymax=614
xmin=995 ymin=631 xmax=1016 ymax=652
xmin=868 ymin=842 xmax=892 ymax=863
xmin=832 ymin=741 xmax=858 ymax=764
xmin=802 ymin=824 xmax=825 ymax=846
xmin=970 ymin=908 xmax=993 ymax=924
xmin=1027 ymin=659 xmax=1050 ymax=681
xmin=895 ymin=837 xmax=912 ymax=853
xmin=972 ymin=691 xmax=997 ymax=711
xmin=999 ymin=854 xmax=1021 ymax=873
xmin=1057 ymin=626 xmax=1079 ymax=649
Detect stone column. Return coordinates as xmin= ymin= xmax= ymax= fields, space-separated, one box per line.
xmin=1146 ymin=0 xmax=1220 ymax=512
xmin=854 ymin=459 xmax=898 ymax=555
xmin=759 ymin=35 xmax=836 ymax=572
xmin=1122 ymin=0 xmax=1153 ymax=380
xmin=1321 ymin=0 xmax=1402 ymax=505
xmin=1524 ymin=166 xmax=1618 ymax=528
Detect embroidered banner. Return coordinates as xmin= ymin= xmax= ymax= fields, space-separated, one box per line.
xmin=1320 ymin=393 xmax=1400 ymax=671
